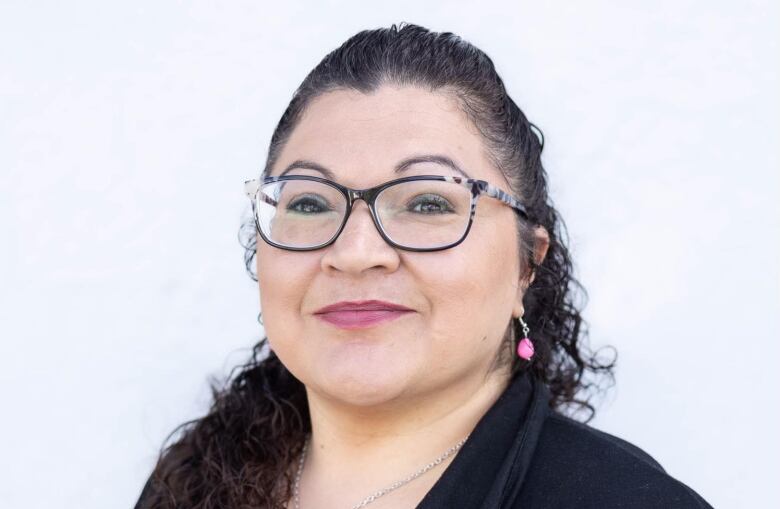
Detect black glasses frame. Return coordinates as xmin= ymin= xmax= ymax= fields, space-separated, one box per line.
xmin=243 ymin=174 xmax=535 ymax=252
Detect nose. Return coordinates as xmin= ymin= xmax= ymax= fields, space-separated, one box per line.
xmin=320 ymin=199 xmax=401 ymax=276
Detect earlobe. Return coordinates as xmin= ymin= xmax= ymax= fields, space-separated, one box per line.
xmin=513 ymin=276 xmax=530 ymax=318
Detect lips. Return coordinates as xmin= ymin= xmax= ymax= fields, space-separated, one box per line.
xmin=313 ymin=300 xmax=414 ymax=330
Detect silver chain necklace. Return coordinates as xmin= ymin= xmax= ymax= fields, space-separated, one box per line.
xmin=292 ymin=433 xmax=469 ymax=509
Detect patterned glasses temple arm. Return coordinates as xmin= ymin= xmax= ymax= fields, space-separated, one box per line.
xmin=243 ymin=179 xmax=278 ymax=206
xmin=243 ymin=179 xmax=258 ymax=198
xmin=479 ymin=181 xmax=531 ymax=221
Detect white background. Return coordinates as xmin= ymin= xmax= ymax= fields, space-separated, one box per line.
xmin=1 ymin=1 xmax=777 ymax=508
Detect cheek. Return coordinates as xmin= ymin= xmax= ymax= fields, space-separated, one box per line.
xmin=256 ymin=244 xmax=317 ymax=346
xmin=408 ymin=222 xmax=519 ymax=351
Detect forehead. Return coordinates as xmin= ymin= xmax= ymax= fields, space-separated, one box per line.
xmin=271 ymin=85 xmax=503 ymax=186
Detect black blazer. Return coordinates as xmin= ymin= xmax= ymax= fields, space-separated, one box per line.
xmin=134 ymin=372 xmax=713 ymax=508
xmin=416 ymin=371 xmax=713 ymax=508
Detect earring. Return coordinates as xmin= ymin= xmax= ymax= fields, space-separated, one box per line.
xmin=516 ymin=316 xmax=535 ymax=360
xmin=257 ymin=312 xmax=263 ymax=326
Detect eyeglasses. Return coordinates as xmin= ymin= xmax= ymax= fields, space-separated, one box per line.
xmin=243 ymin=174 xmax=533 ymax=252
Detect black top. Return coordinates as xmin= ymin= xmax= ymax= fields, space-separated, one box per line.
xmin=416 ymin=371 xmax=713 ymax=508
xmin=134 ymin=372 xmax=713 ymax=508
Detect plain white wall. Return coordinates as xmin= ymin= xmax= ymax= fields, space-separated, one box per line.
xmin=1 ymin=1 xmax=777 ymax=507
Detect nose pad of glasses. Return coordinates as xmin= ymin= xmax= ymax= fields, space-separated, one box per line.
xmin=338 ymin=198 xmax=385 ymax=242
xmin=344 ymin=197 xmax=374 ymax=224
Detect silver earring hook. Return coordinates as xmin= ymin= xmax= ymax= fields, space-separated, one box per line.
xmin=517 ymin=316 xmax=530 ymax=338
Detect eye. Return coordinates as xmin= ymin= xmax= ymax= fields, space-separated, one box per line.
xmin=407 ymin=194 xmax=456 ymax=214
xmin=286 ymin=194 xmax=333 ymax=214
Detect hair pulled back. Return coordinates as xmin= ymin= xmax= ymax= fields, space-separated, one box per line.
xmin=137 ymin=22 xmax=616 ymax=509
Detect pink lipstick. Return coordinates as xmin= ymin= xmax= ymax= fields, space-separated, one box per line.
xmin=313 ymin=300 xmax=414 ymax=330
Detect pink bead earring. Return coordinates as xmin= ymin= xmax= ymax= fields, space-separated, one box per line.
xmin=516 ymin=316 xmax=535 ymax=360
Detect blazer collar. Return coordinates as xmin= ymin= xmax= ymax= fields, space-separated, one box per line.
xmin=416 ymin=371 xmax=551 ymax=509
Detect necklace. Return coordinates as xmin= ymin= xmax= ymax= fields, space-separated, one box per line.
xmin=292 ymin=433 xmax=470 ymax=509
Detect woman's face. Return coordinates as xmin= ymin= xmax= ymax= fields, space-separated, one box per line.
xmin=257 ymin=85 xmax=539 ymax=407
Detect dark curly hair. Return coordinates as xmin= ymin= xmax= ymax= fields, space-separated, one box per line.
xmin=136 ymin=22 xmax=616 ymax=509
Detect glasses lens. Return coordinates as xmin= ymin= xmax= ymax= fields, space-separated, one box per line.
xmin=255 ymin=179 xmax=347 ymax=248
xmin=375 ymin=179 xmax=472 ymax=249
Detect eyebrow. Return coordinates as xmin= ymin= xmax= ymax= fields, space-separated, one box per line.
xmin=276 ymin=154 xmax=472 ymax=180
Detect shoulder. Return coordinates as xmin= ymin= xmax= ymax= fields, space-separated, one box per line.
xmin=517 ymin=412 xmax=713 ymax=508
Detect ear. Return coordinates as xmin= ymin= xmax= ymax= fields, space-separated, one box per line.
xmin=513 ymin=225 xmax=550 ymax=318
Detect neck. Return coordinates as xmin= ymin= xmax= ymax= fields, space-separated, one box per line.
xmin=301 ymin=368 xmax=512 ymax=494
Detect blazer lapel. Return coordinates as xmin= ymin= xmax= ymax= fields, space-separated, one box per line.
xmin=416 ymin=372 xmax=550 ymax=509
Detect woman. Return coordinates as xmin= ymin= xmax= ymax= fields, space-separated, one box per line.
xmin=135 ymin=23 xmax=712 ymax=508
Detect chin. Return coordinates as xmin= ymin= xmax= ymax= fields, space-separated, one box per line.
xmin=315 ymin=346 xmax=415 ymax=406
xmin=320 ymin=379 xmax=407 ymax=407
